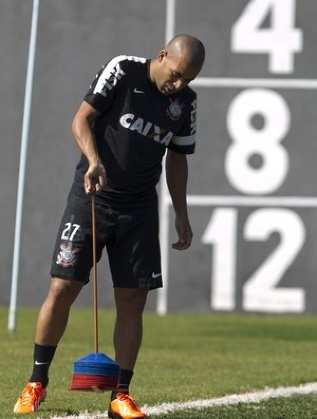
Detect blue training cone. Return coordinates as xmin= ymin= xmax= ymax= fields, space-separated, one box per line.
xmin=70 ymin=352 xmax=120 ymax=391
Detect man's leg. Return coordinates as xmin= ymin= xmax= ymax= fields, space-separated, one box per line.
xmin=113 ymin=288 xmax=148 ymax=373
xmin=107 ymin=207 xmax=160 ymax=418
xmin=108 ymin=288 xmax=148 ymax=419
xmin=35 ymin=277 xmax=83 ymax=346
xmin=14 ymin=277 xmax=82 ymax=414
xmin=29 ymin=277 xmax=83 ymax=386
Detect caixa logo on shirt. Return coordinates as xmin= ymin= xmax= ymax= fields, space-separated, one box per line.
xmin=119 ymin=113 xmax=174 ymax=145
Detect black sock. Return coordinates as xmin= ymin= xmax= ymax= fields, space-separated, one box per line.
xmin=111 ymin=369 xmax=134 ymax=400
xmin=29 ymin=343 xmax=57 ymax=388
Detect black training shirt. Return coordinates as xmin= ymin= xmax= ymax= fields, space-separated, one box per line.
xmin=73 ymin=55 xmax=197 ymax=208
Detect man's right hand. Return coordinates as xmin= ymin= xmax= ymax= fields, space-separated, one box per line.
xmin=84 ymin=160 xmax=107 ymax=194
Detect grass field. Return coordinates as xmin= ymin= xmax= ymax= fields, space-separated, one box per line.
xmin=2 ymin=307 xmax=317 ymax=418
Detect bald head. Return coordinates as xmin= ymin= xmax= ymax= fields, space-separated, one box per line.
xmin=149 ymin=33 xmax=205 ymax=95
xmin=166 ymin=34 xmax=205 ymax=73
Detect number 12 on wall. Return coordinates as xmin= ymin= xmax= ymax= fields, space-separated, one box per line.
xmin=202 ymin=208 xmax=306 ymax=313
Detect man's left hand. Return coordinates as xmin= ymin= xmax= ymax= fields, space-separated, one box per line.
xmin=172 ymin=215 xmax=193 ymax=250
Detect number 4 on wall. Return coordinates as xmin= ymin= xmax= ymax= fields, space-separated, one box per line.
xmin=231 ymin=0 xmax=303 ymax=73
xmin=202 ymin=208 xmax=306 ymax=313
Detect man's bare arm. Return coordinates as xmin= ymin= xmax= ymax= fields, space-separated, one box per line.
xmin=71 ymin=101 xmax=106 ymax=193
xmin=166 ymin=149 xmax=193 ymax=250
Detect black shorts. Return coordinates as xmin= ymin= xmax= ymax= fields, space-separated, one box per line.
xmin=50 ymin=188 xmax=162 ymax=289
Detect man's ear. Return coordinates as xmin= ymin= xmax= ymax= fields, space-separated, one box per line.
xmin=158 ymin=49 xmax=168 ymax=62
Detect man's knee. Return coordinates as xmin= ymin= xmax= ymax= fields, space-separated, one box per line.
xmin=47 ymin=277 xmax=83 ymax=306
xmin=114 ymin=288 xmax=148 ymax=315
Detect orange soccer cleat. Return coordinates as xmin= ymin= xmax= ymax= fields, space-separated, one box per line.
xmin=13 ymin=382 xmax=47 ymax=414
xmin=108 ymin=392 xmax=147 ymax=419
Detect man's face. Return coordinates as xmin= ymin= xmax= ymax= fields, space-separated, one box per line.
xmin=155 ymin=50 xmax=199 ymax=95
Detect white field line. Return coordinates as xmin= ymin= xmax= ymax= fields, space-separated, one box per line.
xmin=191 ymin=77 xmax=317 ymax=89
xmin=49 ymin=381 xmax=317 ymax=418
xmin=166 ymin=195 xmax=317 ymax=208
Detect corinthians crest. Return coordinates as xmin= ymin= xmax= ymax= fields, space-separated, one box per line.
xmin=56 ymin=242 xmax=80 ymax=268
xmin=167 ymin=98 xmax=183 ymax=120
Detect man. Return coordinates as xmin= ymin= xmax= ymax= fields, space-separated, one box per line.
xmin=14 ymin=33 xmax=205 ymax=418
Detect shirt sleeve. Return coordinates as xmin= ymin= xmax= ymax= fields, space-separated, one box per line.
xmin=168 ymin=93 xmax=197 ymax=154
xmin=83 ymin=55 xmax=127 ymax=114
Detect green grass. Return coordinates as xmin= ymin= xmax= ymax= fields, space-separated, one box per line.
xmin=157 ymin=395 xmax=317 ymax=419
xmin=1 ymin=307 xmax=317 ymax=418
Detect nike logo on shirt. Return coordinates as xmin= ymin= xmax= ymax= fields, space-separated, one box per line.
xmin=133 ymin=88 xmax=144 ymax=94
